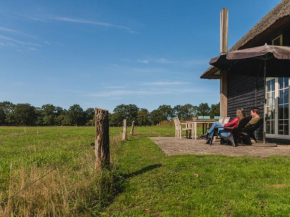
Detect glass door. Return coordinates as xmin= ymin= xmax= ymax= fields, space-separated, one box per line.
xmin=278 ymin=77 xmax=289 ymax=135
xmin=266 ymin=77 xmax=290 ymax=137
xmin=265 ymin=78 xmax=276 ymax=135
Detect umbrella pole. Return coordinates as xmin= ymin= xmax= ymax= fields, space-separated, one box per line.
xmin=263 ymin=60 xmax=267 ymax=144
xmin=255 ymin=75 xmax=257 ymax=107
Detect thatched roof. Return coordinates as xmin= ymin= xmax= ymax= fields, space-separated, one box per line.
xmin=201 ymin=0 xmax=290 ymax=79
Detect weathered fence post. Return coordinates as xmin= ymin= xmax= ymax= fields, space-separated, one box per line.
xmin=95 ymin=108 xmax=110 ymax=171
xmin=122 ymin=119 xmax=127 ymax=140
xmin=130 ymin=121 xmax=135 ymax=135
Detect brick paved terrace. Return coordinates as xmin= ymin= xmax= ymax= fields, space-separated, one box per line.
xmin=150 ymin=137 xmax=290 ymax=157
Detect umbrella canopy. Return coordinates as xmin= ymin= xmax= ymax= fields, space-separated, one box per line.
xmin=209 ymin=44 xmax=290 ymax=144
xmin=210 ymin=44 xmax=290 ymax=77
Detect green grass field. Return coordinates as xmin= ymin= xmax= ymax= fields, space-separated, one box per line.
xmin=1 ymin=126 xmax=290 ymax=216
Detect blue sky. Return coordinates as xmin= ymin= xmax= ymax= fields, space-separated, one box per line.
xmin=0 ymin=0 xmax=280 ymax=112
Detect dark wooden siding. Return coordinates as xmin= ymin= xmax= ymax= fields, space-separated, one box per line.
xmin=227 ymin=73 xmax=264 ymax=140
xmin=226 ymin=25 xmax=290 ymax=142
xmin=283 ymin=27 xmax=290 ymax=46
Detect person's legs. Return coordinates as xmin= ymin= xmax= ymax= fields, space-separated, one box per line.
xmin=208 ymin=122 xmax=224 ymax=134
xmin=217 ymin=129 xmax=232 ymax=144
xmin=201 ymin=122 xmax=224 ymax=141
xmin=218 ymin=129 xmax=230 ymax=138
xmin=207 ymin=122 xmax=224 ymax=140
xmin=241 ymin=134 xmax=252 ymax=145
xmin=205 ymin=122 xmax=225 ymax=144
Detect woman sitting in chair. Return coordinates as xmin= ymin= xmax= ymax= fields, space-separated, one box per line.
xmin=199 ymin=108 xmax=247 ymax=144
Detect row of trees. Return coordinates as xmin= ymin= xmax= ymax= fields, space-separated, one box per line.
xmin=110 ymin=103 xmax=219 ymax=126
xmin=0 ymin=102 xmax=94 ymax=126
xmin=0 ymin=101 xmax=219 ymax=126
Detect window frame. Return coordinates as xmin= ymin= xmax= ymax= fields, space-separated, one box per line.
xmin=272 ymin=34 xmax=283 ymax=46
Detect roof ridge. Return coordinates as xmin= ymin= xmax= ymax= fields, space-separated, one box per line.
xmin=230 ymin=0 xmax=289 ymax=51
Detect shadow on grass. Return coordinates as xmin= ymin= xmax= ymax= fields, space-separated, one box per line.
xmin=100 ymin=164 xmax=162 ymax=213
xmin=123 ymin=164 xmax=162 ymax=179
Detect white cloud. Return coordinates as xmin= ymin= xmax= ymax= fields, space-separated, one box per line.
xmin=11 ymin=81 xmax=29 ymax=87
xmin=136 ymin=57 xmax=210 ymax=67
xmin=105 ymin=64 xmax=168 ymax=73
xmin=41 ymin=16 xmax=138 ymax=34
xmin=89 ymin=87 xmax=210 ymax=97
xmin=0 ymin=26 xmax=36 ymax=38
xmin=105 ymin=86 xmax=126 ymax=89
xmin=138 ymin=59 xmax=149 ymax=64
xmin=0 ymin=35 xmax=41 ymax=47
xmin=28 ymin=16 xmax=47 ymax=22
xmin=141 ymin=81 xmax=191 ymax=86
xmin=90 ymin=90 xmax=150 ymax=97
xmin=28 ymin=47 xmax=38 ymax=51
xmin=43 ymin=41 xmax=52 ymax=45
xmin=155 ymin=58 xmax=175 ymax=64
xmin=137 ymin=58 xmax=176 ymax=64
xmin=133 ymin=67 xmax=167 ymax=73
xmin=0 ymin=42 xmax=16 ymax=47
xmin=184 ymin=59 xmax=209 ymax=66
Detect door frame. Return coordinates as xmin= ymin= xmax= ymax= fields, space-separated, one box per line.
xmin=265 ymin=77 xmax=290 ymax=139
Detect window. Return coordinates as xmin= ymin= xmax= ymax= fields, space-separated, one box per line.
xmin=266 ymin=78 xmax=275 ymax=134
xmin=272 ymin=34 xmax=283 ymax=46
xmin=278 ymin=78 xmax=289 ymax=135
xmin=266 ymin=78 xmax=290 ymax=137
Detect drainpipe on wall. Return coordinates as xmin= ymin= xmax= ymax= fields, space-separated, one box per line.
xmin=220 ymin=8 xmax=228 ymax=117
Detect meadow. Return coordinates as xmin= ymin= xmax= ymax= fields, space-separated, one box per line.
xmin=1 ymin=126 xmax=290 ymax=216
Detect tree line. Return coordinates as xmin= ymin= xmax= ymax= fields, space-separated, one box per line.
xmin=0 ymin=101 xmax=219 ymax=126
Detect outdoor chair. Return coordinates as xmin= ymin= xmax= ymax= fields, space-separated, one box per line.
xmin=237 ymin=118 xmax=263 ymax=145
xmin=173 ymin=117 xmax=192 ymax=139
xmin=211 ymin=117 xmax=251 ymax=147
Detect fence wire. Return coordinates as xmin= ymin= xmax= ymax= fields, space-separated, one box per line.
xmin=0 ymin=145 xmax=92 ymax=207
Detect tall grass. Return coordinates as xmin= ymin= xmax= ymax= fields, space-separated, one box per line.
xmin=0 ymin=127 xmax=125 ymax=216
xmin=0 ymin=125 xmax=199 ymax=216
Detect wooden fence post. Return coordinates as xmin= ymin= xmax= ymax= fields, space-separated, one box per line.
xmin=130 ymin=121 xmax=135 ymax=135
xmin=122 ymin=119 xmax=127 ymax=140
xmin=95 ymin=108 xmax=110 ymax=171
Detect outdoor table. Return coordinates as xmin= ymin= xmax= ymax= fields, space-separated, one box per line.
xmin=186 ymin=119 xmax=216 ymax=140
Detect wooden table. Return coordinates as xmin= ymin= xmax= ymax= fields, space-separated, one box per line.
xmin=186 ymin=120 xmax=216 ymax=140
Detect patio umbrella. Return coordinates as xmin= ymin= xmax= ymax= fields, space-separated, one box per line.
xmin=210 ymin=44 xmax=290 ymax=77
xmin=209 ymin=44 xmax=290 ymax=143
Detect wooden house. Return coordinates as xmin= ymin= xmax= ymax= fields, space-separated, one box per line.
xmin=201 ymin=0 xmax=290 ymax=142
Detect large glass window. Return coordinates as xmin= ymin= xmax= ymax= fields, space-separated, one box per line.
xmin=266 ymin=79 xmax=275 ymax=134
xmin=278 ymin=77 xmax=289 ymax=135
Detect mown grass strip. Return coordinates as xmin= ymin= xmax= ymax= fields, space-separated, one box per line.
xmin=105 ymin=133 xmax=290 ymax=216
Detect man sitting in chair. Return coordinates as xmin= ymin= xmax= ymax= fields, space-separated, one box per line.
xmin=238 ymin=107 xmax=261 ymax=145
xmin=245 ymin=107 xmax=260 ymax=127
